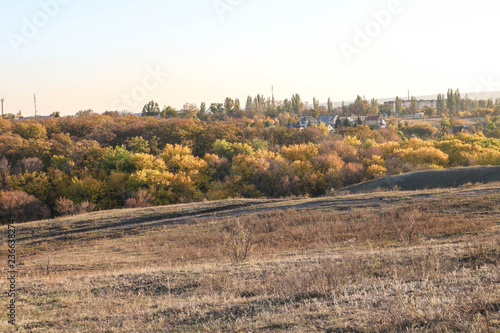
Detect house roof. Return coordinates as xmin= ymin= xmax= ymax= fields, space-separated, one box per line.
xmin=318 ymin=115 xmax=337 ymax=122
xmin=300 ymin=116 xmax=318 ymax=122
xmin=365 ymin=116 xmax=382 ymax=121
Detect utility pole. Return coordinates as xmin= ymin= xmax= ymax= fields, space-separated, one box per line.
xmin=0 ymin=98 xmax=4 ymax=117
xmin=34 ymin=94 xmax=37 ymax=117
xmin=272 ymin=86 xmax=275 ymax=108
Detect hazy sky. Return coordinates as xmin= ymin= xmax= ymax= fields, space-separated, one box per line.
xmin=1 ymin=0 xmax=498 ymax=116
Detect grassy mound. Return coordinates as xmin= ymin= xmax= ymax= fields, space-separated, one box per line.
xmin=342 ymin=166 xmax=500 ymax=193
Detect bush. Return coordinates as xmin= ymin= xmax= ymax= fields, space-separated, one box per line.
xmin=214 ymin=219 xmax=254 ymax=264
xmin=55 ymin=197 xmax=78 ymax=216
xmin=0 ymin=191 xmax=50 ymax=224
xmin=55 ymin=197 xmax=97 ymax=216
xmin=124 ymin=190 xmax=153 ymax=208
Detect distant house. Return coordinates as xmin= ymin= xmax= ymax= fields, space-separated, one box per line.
xmin=386 ymin=99 xmax=437 ymax=114
xmin=317 ymin=115 xmax=338 ymax=127
xmin=288 ymin=122 xmax=303 ymax=129
xmin=364 ymin=116 xmax=387 ymax=128
xmin=299 ymin=117 xmax=319 ymax=128
xmin=22 ymin=115 xmax=55 ymax=120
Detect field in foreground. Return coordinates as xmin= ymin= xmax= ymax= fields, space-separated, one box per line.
xmin=1 ymin=183 xmax=500 ymax=332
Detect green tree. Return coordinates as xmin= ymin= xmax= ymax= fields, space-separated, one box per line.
xmin=253 ymin=94 xmax=266 ymax=113
xmin=437 ymin=94 xmax=446 ymax=115
xmin=224 ymin=97 xmax=235 ymax=115
xmin=142 ymin=101 xmax=161 ymax=117
xmin=198 ymin=102 xmax=208 ymax=120
xmin=99 ymin=146 xmax=135 ymax=174
xmin=369 ymin=98 xmax=379 ymax=115
xmin=313 ymin=97 xmax=319 ymax=111
xmin=334 ymin=117 xmax=341 ymax=128
xmin=447 ymin=89 xmax=456 ymax=115
xmin=234 ymin=99 xmax=241 ymax=111
xmin=209 ymin=103 xmax=225 ymax=118
xmin=291 ymin=94 xmax=304 ymax=115
xmin=409 ymin=96 xmax=419 ymax=115
xmin=283 ymin=99 xmax=292 ymax=114
xmin=395 ymin=96 xmax=403 ymax=116
xmin=327 ymin=98 xmax=333 ymax=115
xmin=454 ymin=89 xmax=461 ymax=113
xmin=245 ymin=96 xmax=253 ymax=112
xmin=161 ymin=106 xmax=178 ymax=118
xmin=422 ymin=106 xmax=435 ymax=117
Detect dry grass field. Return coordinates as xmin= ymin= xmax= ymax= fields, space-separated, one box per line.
xmin=1 ymin=182 xmax=500 ymax=332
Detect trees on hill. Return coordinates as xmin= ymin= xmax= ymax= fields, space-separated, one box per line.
xmin=1 ymin=89 xmax=500 ymax=222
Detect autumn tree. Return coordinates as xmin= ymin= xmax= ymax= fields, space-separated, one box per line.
xmin=126 ymin=136 xmax=150 ymax=154
xmin=0 ymin=191 xmax=50 ymax=224
xmin=350 ymin=96 xmax=370 ymax=116
xmin=181 ymin=103 xmax=198 ymax=119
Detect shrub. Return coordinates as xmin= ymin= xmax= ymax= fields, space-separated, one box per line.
xmin=0 ymin=191 xmax=50 ymax=224
xmin=55 ymin=197 xmax=97 ymax=216
xmin=55 ymin=197 xmax=78 ymax=216
xmin=124 ymin=190 xmax=153 ymax=208
xmin=214 ymin=219 xmax=254 ymax=264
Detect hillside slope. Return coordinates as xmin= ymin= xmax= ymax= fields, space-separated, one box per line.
xmin=341 ymin=166 xmax=500 ymax=193
xmin=0 ymin=183 xmax=499 ymax=332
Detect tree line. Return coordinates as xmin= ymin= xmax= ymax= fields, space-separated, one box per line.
xmin=1 ymin=94 xmax=500 ymax=223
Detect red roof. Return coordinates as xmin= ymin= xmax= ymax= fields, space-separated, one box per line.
xmin=365 ymin=116 xmax=381 ymax=121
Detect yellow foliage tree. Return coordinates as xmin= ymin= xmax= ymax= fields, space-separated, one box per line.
xmin=131 ymin=153 xmax=167 ymax=171
xmin=280 ymin=144 xmax=319 ymax=161
xmin=366 ymin=164 xmax=387 ymax=179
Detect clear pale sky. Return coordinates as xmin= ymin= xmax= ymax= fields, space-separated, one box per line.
xmin=0 ymin=0 xmax=498 ymax=116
